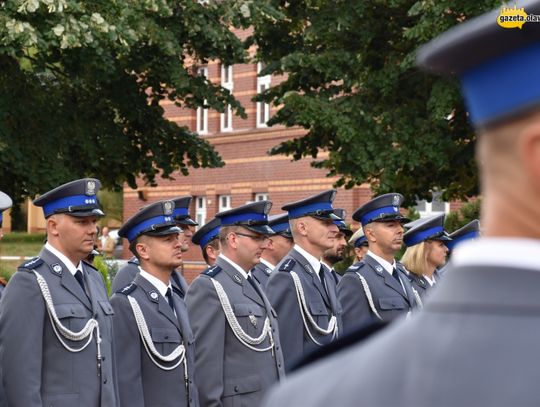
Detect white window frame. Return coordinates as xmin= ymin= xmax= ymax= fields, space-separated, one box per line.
xmin=196 ymin=67 xmax=208 ymax=134
xmin=219 ymin=195 xmax=232 ymax=212
xmin=195 ymin=197 xmax=206 ymax=228
xmin=221 ymin=65 xmax=233 ymax=132
xmin=254 ymin=193 xmax=268 ymax=202
xmin=415 ymin=191 xmax=450 ymax=218
xmin=256 ymin=63 xmax=271 ymax=128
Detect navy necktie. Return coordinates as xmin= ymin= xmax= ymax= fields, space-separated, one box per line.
xmin=165 ymin=287 xmax=175 ymax=312
xmin=318 ymin=267 xmax=329 ymax=297
xmin=74 ymin=270 xmax=85 ymax=291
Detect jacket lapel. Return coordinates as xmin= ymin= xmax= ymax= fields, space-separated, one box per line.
xmin=321 ymin=264 xmax=341 ymax=313
xmin=216 ymin=257 xmax=265 ymax=307
xmin=134 ymin=274 xmax=179 ymax=329
xmin=364 ymin=254 xmax=409 ymax=302
xmin=290 ymin=249 xmax=331 ymax=307
xmin=40 ymin=248 xmax=93 ymax=311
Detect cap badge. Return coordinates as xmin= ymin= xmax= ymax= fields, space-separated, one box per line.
xmin=392 ymin=195 xmax=400 ymax=206
xmin=264 ymin=202 xmax=272 ymax=215
xmin=86 ymin=180 xmax=96 ymax=196
xmin=163 ymin=201 xmax=174 ymax=216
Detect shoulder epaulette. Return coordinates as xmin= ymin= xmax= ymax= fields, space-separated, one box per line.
xmin=279 ymin=258 xmax=296 ymax=272
xmin=128 ymin=257 xmax=139 ymax=265
xmin=117 ymin=282 xmax=137 ymax=295
xmin=346 ymin=261 xmax=365 ymax=272
xmin=18 ymin=257 xmax=44 ymax=271
xmin=204 ymin=265 xmax=222 ymax=277
xmin=82 ymin=259 xmax=98 ymax=271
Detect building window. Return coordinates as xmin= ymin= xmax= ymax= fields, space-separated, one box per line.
xmin=415 ymin=191 xmax=449 ymax=218
xmin=195 ymin=196 xmax=206 ymax=228
xmin=256 ymin=63 xmax=271 ymax=128
xmin=221 ymin=65 xmax=233 ymax=132
xmin=219 ymin=195 xmax=232 ymax=212
xmin=254 ymin=193 xmax=268 ymax=202
xmin=196 ymin=67 xmax=208 ymax=134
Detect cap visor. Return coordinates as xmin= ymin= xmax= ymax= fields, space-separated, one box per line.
xmin=144 ymin=225 xmax=182 ymax=237
xmin=245 ymin=225 xmax=275 ymax=236
xmin=67 ymin=208 xmax=106 ymax=218
xmin=311 ymin=213 xmax=340 ymax=221
xmin=175 ymin=217 xmax=199 ymax=226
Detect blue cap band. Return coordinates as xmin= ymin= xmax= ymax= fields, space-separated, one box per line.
xmin=287 ymin=202 xmax=333 ymax=219
xmin=360 ymin=205 xmax=400 ymax=225
xmin=199 ymin=226 xmax=221 ymax=248
xmin=271 ymin=221 xmax=290 ymax=234
xmin=446 ymin=230 xmax=479 ymax=251
xmin=43 ymin=194 xmax=98 ymax=217
xmin=461 ymin=42 xmax=540 ymax=126
xmin=404 ymin=225 xmax=444 ymax=247
xmin=354 ymin=236 xmax=367 ymax=248
xmin=126 ymin=215 xmax=175 ymax=242
xmin=173 ymin=207 xmax=189 ymax=218
xmin=220 ymin=212 xmax=267 ymax=227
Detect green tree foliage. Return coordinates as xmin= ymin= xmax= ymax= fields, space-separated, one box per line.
xmin=251 ymin=0 xmax=500 ymax=204
xmin=0 ymin=0 xmax=279 ymax=203
xmin=444 ymin=199 xmax=481 ymax=233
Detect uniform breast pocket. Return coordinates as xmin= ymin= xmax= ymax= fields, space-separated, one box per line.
xmin=308 ymin=301 xmax=330 ymax=325
xmin=233 ymin=304 xmax=265 ymax=337
xmin=378 ymin=296 xmax=406 ymax=311
xmin=55 ymin=303 xmax=89 ymax=332
xmin=150 ymin=327 xmax=182 ymax=356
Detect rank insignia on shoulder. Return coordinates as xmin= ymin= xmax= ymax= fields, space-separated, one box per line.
xmin=347 ymin=261 xmax=365 ymax=273
xmin=82 ymin=260 xmax=98 ymax=271
xmin=51 ymin=263 xmax=63 ymax=276
xmin=204 ymin=265 xmax=222 ymax=277
xmin=128 ymin=257 xmax=140 ymax=265
xmin=19 ymin=257 xmax=44 ymax=271
xmin=117 ymin=283 xmax=137 ymax=295
xmin=279 ymin=259 xmax=296 ymax=272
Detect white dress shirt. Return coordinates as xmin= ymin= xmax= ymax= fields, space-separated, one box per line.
xmin=294 ymin=244 xmax=323 ymax=280
xmin=219 ymin=254 xmax=250 ymax=279
xmin=45 ymin=242 xmax=82 ymax=276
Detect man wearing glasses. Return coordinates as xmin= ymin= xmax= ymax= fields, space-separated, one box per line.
xmin=185 ymin=201 xmax=285 ymax=407
xmin=266 ymin=190 xmax=343 ymax=372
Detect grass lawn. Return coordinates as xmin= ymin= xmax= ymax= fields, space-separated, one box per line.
xmin=0 ymin=232 xmax=46 ymax=280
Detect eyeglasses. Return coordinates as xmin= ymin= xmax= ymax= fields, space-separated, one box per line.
xmin=234 ymin=232 xmax=270 ymax=243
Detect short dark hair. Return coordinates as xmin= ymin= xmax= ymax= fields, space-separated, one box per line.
xmin=201 ymin=238 xmax=220 ymax=264
xmin=129 ymin=237 xmax=142 ymax=261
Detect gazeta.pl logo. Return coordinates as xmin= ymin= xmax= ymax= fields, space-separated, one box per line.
xmin=497 ymin=4 xmax=540 ymax=29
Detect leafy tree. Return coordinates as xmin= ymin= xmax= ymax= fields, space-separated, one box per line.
xmin=444 ymin=199 xmax=481 ymax=233
xmin=251 ymin=0 xmax=500 ymax=204
xmin=0 ymin=0 xmax=277 ymax=202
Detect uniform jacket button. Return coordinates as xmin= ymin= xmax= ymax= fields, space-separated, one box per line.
xmin=234 ymin=385 xmax=239 ymax=392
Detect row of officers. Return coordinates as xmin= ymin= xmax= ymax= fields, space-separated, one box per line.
xmin=0 ymin=179 xmax=479 ymax=407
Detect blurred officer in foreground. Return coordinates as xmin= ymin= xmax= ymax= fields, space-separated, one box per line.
xmin=185 ymin=201 xmax=285 ymax=407
xmin=251 ymin=213 xmax=294 ymax=288
xmin=337 ymin=193 xmax=416 ymax=334
xmin=348 ymin=227 xmax=369 ymax=262
xmin=110 ymin=200 xmax=198 ymax=407
xmin=111 ymin=196 xmax=197 ymax=297
xmin=191 ymin=217 xmax=221 ymax=267
xmin=0 ymin=179 xmax=118 ymax=406
xmin=266 ymin=190 xmax=342 ymax=371
xmin=321 ymin=208 xmax=352 ymax=285
xmin=0 ymin=191 xmax=13 ymax=298
xmin=401 ymin=214 xmax=451 ymax=302
xmin=263 ymin=3 xmax=540 ymax=406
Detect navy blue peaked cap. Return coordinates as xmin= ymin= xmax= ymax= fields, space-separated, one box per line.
xmin=417 ymin=0 xmax=540 ymax=127
xmin=192 ymin=217 xmax=221 ymax=248
xmin=0 ymin=191 xmax=12 ymax=224
xmin=119 ymin=200 xmax=181 ymax=242
xmin=403 ymin=214 xmax=451 ymax=247
xmin=349 ymin=227 xmax=368 ymax=248
xmin=172 ymin=196 xmax=198 ymax=226
xmin=268 ymin=213 xmax=292 ymax=239
xmin=353 ymin=193 xmax=409 ymax=226
xmin=216 ymin=201 xmax=274 ymax=235
xmin=33 ymin=178 xmax=105 ymax=218
xmin=282 ymin=190 xmax=341 ymax=221
xmin=446 ymin=219 xmax=480 ymax=251
xmin=333 ymin=208 xmax=353 ymax=237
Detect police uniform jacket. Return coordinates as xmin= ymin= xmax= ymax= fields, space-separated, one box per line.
xmin=337 ymin=253 xmax=416 ymax=334
xmin=263 ymin=238 xmax=540 ymax=407
xmin=265 ymin=247 xmax=343 ymax=371
xmin=111 ymin=257 xmax=189 ymax=299
xmin=185 ymin=256 xmax=285 ymax=407
xmin=0 ymin=247 xmax=118 ymax=407
xmin=405 ymin=271 xmax=431 ymax=301
xmin=250 ymin=261 xmax=273 ymax=289
xmin=110 ymin=273 xmax=199 ymax=407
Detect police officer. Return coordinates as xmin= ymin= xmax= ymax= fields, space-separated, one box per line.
xmin=265 ymin=190 xmax=343 ymax=371
xmin=191 ymin=217 xmax=221 ymax=267
xmin=111 ymin=196 xmax=197 ymax=297
xmin=401 ymin=214 xmax=451 ymax=301
xmin=321 ymin=208 xmax=352 ymax=285
xmin=0 ymin=191 xmax=13 ymax=298
xmin=338 ymin=193 xmax=416 ymax=334
xmin=0 ymin=179 xmax=118 ymax=406
xmin=263 ymin=3 xmax=540 ymax=405
xmin=185 ymin=201 xmax=285 ymax=407
xmin=251 ymin=213 xmax=294 ymax=288
xmin=348 ymin=226 xmax=369 ymax=262
xmin=110 ymin=200 xmax=198 ymax=407
xmin=446 ymin=219 xmax=480 ymax=252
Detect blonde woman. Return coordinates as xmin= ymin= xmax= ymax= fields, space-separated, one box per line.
xmin=401 ymin=214 xmax=450 ymax=300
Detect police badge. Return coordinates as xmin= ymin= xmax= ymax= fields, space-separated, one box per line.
xmin=162 ymin=200 xmax=174 ymax=216
xmin=86 ymin=180 xmax=96 ymax=196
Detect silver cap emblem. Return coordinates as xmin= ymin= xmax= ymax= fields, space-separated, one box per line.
xmin=86 ymin=180 xmax=96 ymax=195
xmin=163 ymin=200 xmax=174 ymax=216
